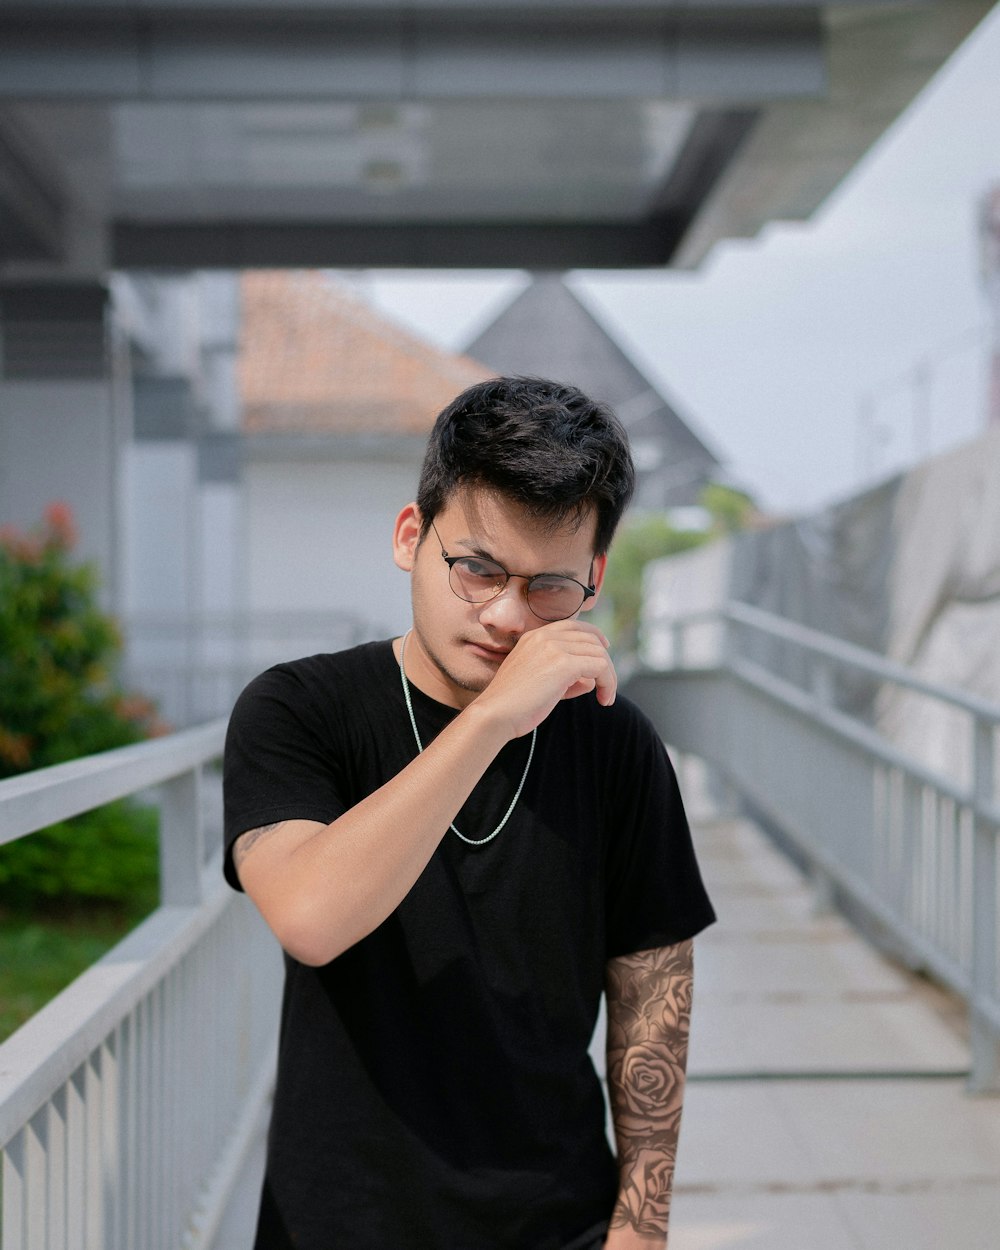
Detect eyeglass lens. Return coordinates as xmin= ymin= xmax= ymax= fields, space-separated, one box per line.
xmin=448 ymin=557 xmax=585 ymax=621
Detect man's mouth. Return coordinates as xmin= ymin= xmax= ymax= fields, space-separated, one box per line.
xmin=466 ymin=641 xmax=511 ymax=661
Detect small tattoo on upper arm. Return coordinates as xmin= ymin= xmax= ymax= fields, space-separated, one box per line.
xmin=233 ymin=821 xmax=284 ymax=868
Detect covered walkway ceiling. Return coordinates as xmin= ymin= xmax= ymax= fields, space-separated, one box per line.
xmin=0 ymin=1 xmax=993 ymax=273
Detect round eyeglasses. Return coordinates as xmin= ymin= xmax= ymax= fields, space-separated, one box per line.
xmin=431 ymin=521 xmax=595 ymax=622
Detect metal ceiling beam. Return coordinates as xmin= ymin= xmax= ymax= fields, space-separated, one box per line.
xmin=109 ymin=106 xmax=756 ymax=268
xmin=648 ymin=107 xmax=758 ymax=221
xmin=0 ymin=1 xmax=901 ymax=11
xmin=112 ymin=218 xmax=692 ymax=268
xmin=0 ymin=1 xmax=990 ymax=273
xmin=0 ymin=117 xmax=65 ymax=263
xmin=0 ymin=11 xmax=825 ymax=103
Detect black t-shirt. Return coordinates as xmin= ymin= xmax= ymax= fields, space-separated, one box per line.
xmin=223 ymin=640 xmax=715 ymax=1250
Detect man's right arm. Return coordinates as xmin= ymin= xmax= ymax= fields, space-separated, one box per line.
xmin=232 ymin=621 xmax=616 ymax=967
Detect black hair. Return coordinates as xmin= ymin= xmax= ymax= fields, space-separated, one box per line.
xmin=415 ymin=376 xmax=635 ymax=555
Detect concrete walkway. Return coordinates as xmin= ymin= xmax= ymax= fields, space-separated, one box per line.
xmin=673 ymin=812 xmax=1000 ymax=1250
xmin=213 ymin=809 xmax=1000 ymax=1250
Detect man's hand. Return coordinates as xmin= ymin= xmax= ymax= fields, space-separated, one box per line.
xmin=470 ymin=620 xmax=617 ymax=740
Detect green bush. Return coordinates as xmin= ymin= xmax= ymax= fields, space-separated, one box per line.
xmin=700 ymin=482 xmax=756 ymax=535
xmin=0 ymin=802 xmax=160 ymax=912
xmin=602 ymin=483 xmax=759 ymax=649
xmin=0 ymin=504 xmax=163 ymax=908
xmin=602 ymin=515 xmax=707 ymax=649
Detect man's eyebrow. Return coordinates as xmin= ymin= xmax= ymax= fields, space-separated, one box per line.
xmin=453 ymin=536 xmax=583 ymax=581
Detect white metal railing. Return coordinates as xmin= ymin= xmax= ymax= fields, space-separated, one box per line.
xmin=121 ymin=610 xmax=376 ymax=728
xmin=628 ymin=601 xmax=1000 ymax=1093
xmin=0 ymin=723 xmax=283 ymax=1249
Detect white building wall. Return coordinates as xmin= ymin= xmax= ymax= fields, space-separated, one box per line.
xmin=0 ymin=379 xmax=119 ymax=606
xmin=642 ymin=536 xmax=733 ymax=669
xmin=247 ymin=457 xmax=418 ymax=640
xmin=118 ymin=441 xmax=203 ymax=723
xmin=198 ymin=482 xmax=243 ymax=617
xmin=121 ymin=441 xmax=199 ymax=620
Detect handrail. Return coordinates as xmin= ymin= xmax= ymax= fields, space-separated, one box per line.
xmin=0 ymin=886 xmax=231 ymax=1146
xmin=123 ymin=608 xmax=367 ymax=633
xmin=633 ymin=600 xmax=1000 ymax=1093
xmin=118 ymin=610 xmax=377 ymax=729
xmin=0 ymin=720 xmax=282 ymax=1249
xmin=723 ymin=601 xmax=1000 ymax=724
xmin=652 ymin=601 xmax=1000 ymax=724
xmin=726 ymin=654 xmax=1000 ymax=828
xmin=0 ymin=719 xmax=228 ymax=848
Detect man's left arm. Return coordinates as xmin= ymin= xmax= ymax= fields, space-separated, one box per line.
xmin=604 ymin=939 xmax=694 ymax=1249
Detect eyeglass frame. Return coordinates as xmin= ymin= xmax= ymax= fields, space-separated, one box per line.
xmin=429 ymin=520 xmax=596 ymax=622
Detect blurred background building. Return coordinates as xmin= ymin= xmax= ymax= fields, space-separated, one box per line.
xmin=0 ymin=0 xmax=996 ymax=727
xmin=2 ymin=0 xmax=992 ymax=604
xmin=466 ymin=274 xmax=722 ymax=511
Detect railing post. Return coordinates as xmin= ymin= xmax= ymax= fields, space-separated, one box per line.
xmin=969 ymin=715 xmax=1000 ymax=1093
xmin=809 ymin=864 xmax=836 ymax=916
xmin=718 ymin=608 xmax=734 ymax=670
xmin=671 ymin=618 xmax=685 ymax=670
xmin=158 ymin=766 xmax=205 ymax=906
xmin=810 ymin=655 xmax=835 ymax=707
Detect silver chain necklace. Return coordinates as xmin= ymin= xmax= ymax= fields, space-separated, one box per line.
xmin=398 ymin=630 xmax=536 ymax=846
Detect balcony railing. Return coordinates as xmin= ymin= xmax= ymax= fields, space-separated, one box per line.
xmin=0 ymin=722 xmax=283 ymax=1250
xmin=121 ymin=610 xmax=375 ymax=728
xmin=627 ymin=601 xmax=1000 ymax=1092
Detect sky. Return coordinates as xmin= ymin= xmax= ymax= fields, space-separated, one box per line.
xmin=363 ymin=4 xmax=1000 ymax=518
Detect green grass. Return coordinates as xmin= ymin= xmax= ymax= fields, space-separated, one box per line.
xmin=0 ymin=799 xmax=161 ymax=1043
xmin=0 ymin=901 xmax=154 ymax=1042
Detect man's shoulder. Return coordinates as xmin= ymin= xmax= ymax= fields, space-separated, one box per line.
xmin=559 ymin=686 xmax=658 ymax=738
xmin=555 ymin=686 xmax=675 ymax=777
xmin=268 ymin=637 xmax=394 ymax=683
xmin=234 ymin=638 xmax=396 ymax=716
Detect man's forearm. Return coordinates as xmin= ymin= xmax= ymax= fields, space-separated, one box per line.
xmin=234 ymin=698 xmax=511 ymax=965
xmin=604 ymin=940 xmax=694 ymax=1248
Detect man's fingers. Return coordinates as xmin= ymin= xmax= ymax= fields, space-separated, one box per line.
xmin=561 ymin=676 xmax=598 ymax=701
xmin=477 ymin=622 xmax=619 ymax=737
xmin=595 ymin=661 xmax=617 ymax=706
xmin=557 ymin=654 xmax=617 ymax=707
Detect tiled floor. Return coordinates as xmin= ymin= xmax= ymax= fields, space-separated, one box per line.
xmin=671 ymin=815 xmax=1000 ymax=1250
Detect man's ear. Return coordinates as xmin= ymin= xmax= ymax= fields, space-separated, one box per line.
xmin=393 ymin=503 xmax=423 ymax=572
xmin=580 ymin=552 xmax=608 ymax=611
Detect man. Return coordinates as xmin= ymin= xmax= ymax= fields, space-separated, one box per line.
xmin=223 ymin=376 xmax=715 ymax=1249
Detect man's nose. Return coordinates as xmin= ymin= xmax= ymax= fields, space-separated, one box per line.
xmin=477 ymin=580 xmax=535 ymax=632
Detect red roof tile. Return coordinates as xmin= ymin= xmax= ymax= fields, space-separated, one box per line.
xmin=238 ymin=271 xmax=494 ymax=435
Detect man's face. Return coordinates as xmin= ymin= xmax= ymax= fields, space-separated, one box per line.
xmin=392 ymin=487 xmax=606 ymax=708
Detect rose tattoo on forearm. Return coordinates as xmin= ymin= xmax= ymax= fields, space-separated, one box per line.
xmin=605 ymin=940 xmax=694 ymax=1243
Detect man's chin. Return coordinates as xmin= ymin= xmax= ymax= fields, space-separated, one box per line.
xmin=428 ymin=653 xmax=490 ymax=697
xmin=448 ymin=662 xmax=496 ymax=699
xmin=416 ymin=635 xmax=498 ymax=702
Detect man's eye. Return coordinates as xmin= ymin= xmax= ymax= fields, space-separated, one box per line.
xmin=461 ymin=559 xmax=502 ymax=580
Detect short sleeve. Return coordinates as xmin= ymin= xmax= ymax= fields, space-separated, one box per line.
xmin=222 ymin=661 xmax=349 ymax=890
xmin=602 ymin=700 xmax=715 ymax=957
